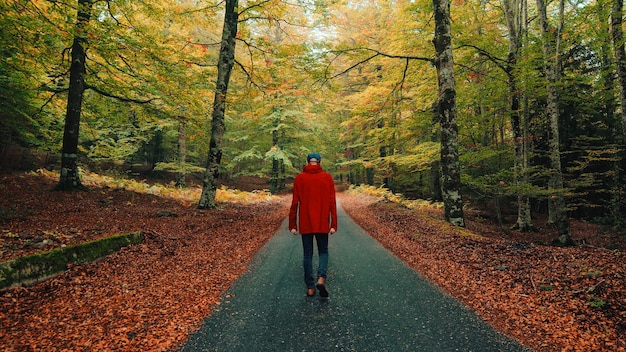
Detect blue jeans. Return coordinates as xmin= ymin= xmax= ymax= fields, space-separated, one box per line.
xmin=301 ymin=233 xmax=328 ymax=289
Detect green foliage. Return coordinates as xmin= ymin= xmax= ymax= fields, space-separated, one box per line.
xmin=393 ymin=142 xmax=440 ymax=172
xmin=539 ymin=284 xmax=554 ymax=291
xmin=224 ymin=146 xmax=267 ymax=177
xmin=587 ymin=295 xmax=606 ymax=309
xmin=265 ymin=147 xmax=294 ymax=169
xmin=0 ymin=2 xmax=57 ymax=149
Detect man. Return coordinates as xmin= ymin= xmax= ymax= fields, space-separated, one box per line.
xmin=289 ymin=152 xmax=337 ymax=298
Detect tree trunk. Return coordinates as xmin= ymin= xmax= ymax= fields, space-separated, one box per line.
xmin=380 ymin=145 xmax=389 ymax=188
xmin=378 ymin=117 xmax=390 ymax=188
xmin=149 ymin=130 xmax=164 ymax=170
xmin=270 ymin=157 xmax=279 ymax=194
xmin=610 ymin=0 xmax=626 ymax=227
xmin=270 ymin=109 xmax=280 ymax=194
xmin=366 ymin=167 xmax=374 ymax=186
xmin=56 ymin=0 xmax=93 ymax=191
xmin=197 ymin=0 xmax=239 ymax=209
xmin=503 ymin=0 xmax=533 ymax=231
xmin=433 ymin=0 xmax=465 ymax=227
xmin=430 ymin=160 xmax=442 ymax=201
xmin=279 ymin=161 xmax=286 ymax=190
xmin=612 ymin=0 xmax=626 ymax=139
xmin=176 ymin=121 xmax=187 ymax=187
xmin=536 ymin=0 xmax=572 ymax=245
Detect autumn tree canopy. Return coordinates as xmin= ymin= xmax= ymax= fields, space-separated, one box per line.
xmin=1 ymin=0 xmax=625 ymax=235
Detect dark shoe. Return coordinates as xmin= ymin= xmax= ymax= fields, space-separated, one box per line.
xmin=316 ymin=282 xmax=329 ymax=298
xmin=306 ymin=288 xmax=315 ymax=297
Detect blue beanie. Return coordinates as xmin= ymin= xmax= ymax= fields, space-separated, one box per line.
xmin=307 ymin=152 xmax=321 ymax=162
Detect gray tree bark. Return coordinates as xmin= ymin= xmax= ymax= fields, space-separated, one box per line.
xmin=536 ymin=0 xmax=572 ymax=245
xmin=433 ymin=0 xmax=465 ymax=227
xmin=198 ymin=0 xmax=239 ymax=208
xmin=502 ymin=0 xmax=533 ymax=231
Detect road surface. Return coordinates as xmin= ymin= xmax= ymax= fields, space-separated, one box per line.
xmin=180 ymin=201 xmax=530 ymax=351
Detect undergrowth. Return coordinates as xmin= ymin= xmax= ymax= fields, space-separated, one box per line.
xmin=32 ymin=169 xmax=278 ymax=206
xmin=346 ymin=184 xmax=443 ymax=210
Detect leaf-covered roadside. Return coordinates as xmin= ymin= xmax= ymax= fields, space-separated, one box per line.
xmin=0 ymin=174 xmax=289 ymax=351
xmin=338 ymin=193 xmax=625 ymax=352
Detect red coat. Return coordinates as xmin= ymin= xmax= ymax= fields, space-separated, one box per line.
xmin=289 ymin=164 xmax=337 ymax=234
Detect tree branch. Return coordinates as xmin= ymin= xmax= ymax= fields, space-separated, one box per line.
xmin=238 ymin=0 xmax=273 ymax=16
xmin=86 ymin=84 xmax=156 ymax=104
xmin=326 ymin=47 xmax=434 ymax=80
xmin=456 ymin=44 xmax=509 ymax=72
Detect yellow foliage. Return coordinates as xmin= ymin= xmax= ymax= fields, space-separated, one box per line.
xmin=32 ymin=169 xmax=278 ymax=206
xmin=346 ymin=184 xmax=443 ymax=211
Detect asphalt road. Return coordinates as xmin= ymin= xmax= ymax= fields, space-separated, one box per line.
xmin=180 ymin=201 xmax=531 ymax=352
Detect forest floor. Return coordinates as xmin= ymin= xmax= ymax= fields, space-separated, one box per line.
xmin=0 ymin=172 xmax=624 ymax=351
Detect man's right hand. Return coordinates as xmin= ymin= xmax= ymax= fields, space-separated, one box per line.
xmin=290 ymin=229 xmax=298 ymax=235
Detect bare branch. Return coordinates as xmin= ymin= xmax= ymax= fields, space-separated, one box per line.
xmin=456 ymin=44 xmax=509 ymax=72
xmin=234 ymin=59 xmax=263 ymax=91
xmin=330 ymin=52 xmax=380 ymax=79
xmin=86 ymin=84 xmax=156 ymax=104
xmin=330 ymin=47 xmax=433 ymax=62
xmin=104 ymin=0 xmax=121 ymax=25
xmin=326 ymin=47 xmax=434 ymax=80
xmin=239 ymin=0 xmax=273 ymax=16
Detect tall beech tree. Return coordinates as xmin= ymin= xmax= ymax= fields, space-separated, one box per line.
xmin=536 ymin=0 xmax=572 ymax=245
xmin=502 ymin=0 xmax=533 ymax=231
xmin=460 ymin=0 xmax=534 ymax=231
xmin=611 ymin=0 xmax=626 ymax=139
xmin=610 ymin=0 xmax=626 ymax=223
xmin=53 ymin=0 xmax=189 ymax=189
xmin=433 ymin=0 xmax=465 ymax=226
xmin=198 ymin=0 xmax=239 ymax=209
xmin=57 ymin=0 xmax=93 ymax=191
